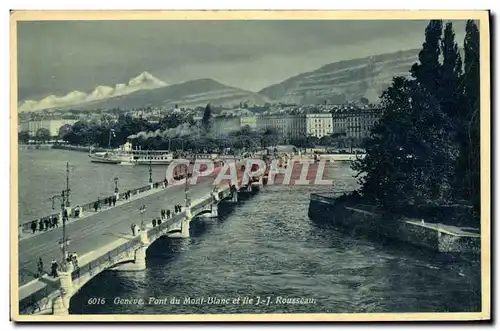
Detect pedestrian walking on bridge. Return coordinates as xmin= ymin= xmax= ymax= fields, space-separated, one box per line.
xmin=166 ymin=209 xmax=171 ymax=219
xmin=50 ymin=259 xmax=58 ymax=278
xmin=31 ymin=221 xmax=37 ymax=234
xmin=37 ymin=258 xmax=44 ymax=278
xmin=152 ymin=218 xmax=157 ymax=228
xmin=131 ymin=223 xmax=136 ymax=236
xmin=112 ymin=196 xmax=117 ymax=207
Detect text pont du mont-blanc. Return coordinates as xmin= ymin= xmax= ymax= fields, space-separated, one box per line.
xmin=88 ymin=296 xmax=317 ymax=306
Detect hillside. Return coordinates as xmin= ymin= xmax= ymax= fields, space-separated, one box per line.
xmin=57 ymin=78 xmax=270 ymax=111
xmin=259 ymin=49 xmax=419 ymax=104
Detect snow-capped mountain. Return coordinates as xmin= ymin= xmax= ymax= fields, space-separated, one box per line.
xmin=18 ymin=71 xmax=167 ymax=112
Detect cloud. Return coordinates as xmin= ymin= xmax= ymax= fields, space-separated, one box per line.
xmin=18 ymin=71 xmax=167 ymax=112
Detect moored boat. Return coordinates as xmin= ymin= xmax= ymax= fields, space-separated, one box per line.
xmin=89 ymin=152 xmax=122 ymax=164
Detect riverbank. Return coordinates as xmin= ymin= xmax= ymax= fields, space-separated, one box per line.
xmin=308 ymin=193 xmax=480 ymax=254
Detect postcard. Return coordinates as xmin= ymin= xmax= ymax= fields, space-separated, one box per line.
xmin=10 ymin=10 xmax=490 ymax=322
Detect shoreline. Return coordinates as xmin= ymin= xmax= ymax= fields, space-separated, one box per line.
xmin=308 ymin=192 xmax=480 ymax=254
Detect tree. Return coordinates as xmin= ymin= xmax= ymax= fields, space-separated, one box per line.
xmin=459 ymin=20 xmax=480 ymax=207
xmin=34 ymin=128 xmax=51 ymax=143
xmin=319 ymin=135 xmax=334 ymax=147
xmin=58 ymin=124 xmax=73 ymax=141
xmin=410 ymin=20 xmax=443 ymax=93
xmin=18 ymin=131 xmax=30 ymax=143
xmin=351 ymin=18 xmax=483 ymax=212
xmin=260 ymin=128 xmax=280 ymax=148
xmin=440 ymin=22 xmax=463 ymax=120
xmin=201 ymin=103 xmax=213 ymax=132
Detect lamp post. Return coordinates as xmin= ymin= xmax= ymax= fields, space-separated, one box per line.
xmin=50 ymin=190 xmax=70 ymax=272
xmin=148 ymin=150 xmax=153 ymax=185
xmin=185 ymin=170 xmax=192 ymax=208
xmin=139 ymin=204 xmax=147 ymax=230
xmin=65 ymin=162 xmax=71 ymax=207
xmin=114 ymin=177 xmax=119 ymax=194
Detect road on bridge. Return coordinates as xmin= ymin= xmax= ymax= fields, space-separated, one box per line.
xmin=18 ymin=176 xmax=222 ymax=286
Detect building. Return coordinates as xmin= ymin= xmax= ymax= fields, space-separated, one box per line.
xmin=331 ymin=108 xmax=382 ymax=139
xmin=19 ymin=119 xmax=78 ymax=137
xmin=306 ymin=113 xmax=333 ymax=138
xmin=240 ymin=115 xmax=257 ymax=129
xmin=256 ymin=114 xmax=307 ymax=143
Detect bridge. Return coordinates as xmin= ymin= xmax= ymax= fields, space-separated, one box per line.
xmin=17 ymin=160 xmax=264 ymax=316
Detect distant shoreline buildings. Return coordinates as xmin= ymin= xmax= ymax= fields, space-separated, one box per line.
xmin=18 ymin=103 xmax=382 ymax=143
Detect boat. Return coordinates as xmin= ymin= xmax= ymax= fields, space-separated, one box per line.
xmin=89 ymin=152 xmax=122 ymax=164
xmin=89 ymin=142 xmax=175 ymax=165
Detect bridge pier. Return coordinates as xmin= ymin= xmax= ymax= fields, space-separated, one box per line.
xmin=52 ymin=294 xmax=69 ymax=315
xmin=133 ymin=246 xmax=147 ymax=271
xmin=53 ymin=270 xmax=73 ymax=315
xmin=209 ymin=203 xmax=218 ymax=218
xmin=180 ymin=218 xmax=191 ymax=238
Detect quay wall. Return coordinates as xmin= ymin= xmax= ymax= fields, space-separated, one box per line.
xmin=308 ymin=194 xmax=480 ymax=254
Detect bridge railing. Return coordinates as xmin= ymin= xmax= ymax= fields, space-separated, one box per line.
xmin=18 ymin=180 xmax=167 ymax=236
xmin=19 ymin=280 xmax=60 ymax=315
xmin=71 ymin=236 xmax=143 ymax=282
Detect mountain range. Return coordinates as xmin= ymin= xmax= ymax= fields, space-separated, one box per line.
xmin=18 ymin=49 xmax=420 ymax=112
xmin=259 ymin=49 xmax=419 ymax=104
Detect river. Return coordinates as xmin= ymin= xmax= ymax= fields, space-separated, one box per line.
xmin=18 ymin=149 xmax=481 ymax=314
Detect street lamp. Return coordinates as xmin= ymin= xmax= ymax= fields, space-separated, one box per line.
xmin=185 ymin=171 xmax=192 ymax=208
xmin=50 ymin=190 xmax=70 ymax=272
xmin=139 ymin=204 xmax=147 ymax=230
xmin=148 ymin=150 xmax=153 ymax=185
xmin=65 ymin=162 xmax=72 ymax=207
xmin=114 ymin=177 xmax=119 ymax=194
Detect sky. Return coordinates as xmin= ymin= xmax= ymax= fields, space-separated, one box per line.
xmin=17 ymin=20 xmax=467 ymax=101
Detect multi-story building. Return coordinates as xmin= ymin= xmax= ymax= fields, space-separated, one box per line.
xmin=19 ymin=119 xmax=78 ymax=137
xmin=240 ymin=115 xmax=257 ymax=129
xmin=331 ymin=108 xmax=382 ymax=139
xmin=306 ymin=113 xmax=333 ymax=138
xmin=256 ymin=114 xmax=307 ymax=143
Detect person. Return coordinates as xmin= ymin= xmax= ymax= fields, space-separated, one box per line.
xmin=38 ymin=219 xmax=44 ymax=232
xmin=108 ymin=197 xmax=112 ymax=207
xmin=112 ymin=196 xmax=116 ymax=207
xmin=152 ymin=218 xmax=157 ymax=228
xmin=157 ymin=218 xmax=162 ymax=226
xmin=37 ymin=258 xmax=44 ymax=278
xmin=131 ymin=223 xmax=136 ymax=236
xmin=31 ymin=221 xmax=37 ymax=234
xmin=71 ymin=252 xmax=79 ymax=269
xmin=160 ymin=209 xmax=165 ymax=220
xmin=127 ymin=190 xmax=131 ymax=200
xmin=93 ymin=201 xmax=99 ymax=212
xmin=50 ymin=259 xmax=58 ymax=278
xmin=166 ymin=209 xmax=171 ymax=219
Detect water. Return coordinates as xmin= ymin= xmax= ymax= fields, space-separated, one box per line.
xmin=19 ymin=150 xmax=481 ymax=314
xmin=18 ymin=149 xmax=171 ymax=223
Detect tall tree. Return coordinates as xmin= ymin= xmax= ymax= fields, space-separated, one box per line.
xmin=201 ymin=103 xmax=213 ymax=132
xmin=440 ymin=22 xmax=463 ymax=120
xmin=460 ymin=20 xmax=481 ymax=206
xmin=410 ymin=20 xmax=443 ymax=93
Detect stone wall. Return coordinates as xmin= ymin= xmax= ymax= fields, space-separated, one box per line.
xmin=308 ymin=194 xmax=480 ymax=254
